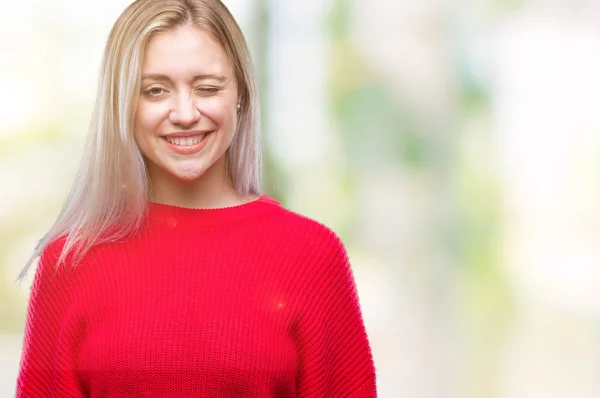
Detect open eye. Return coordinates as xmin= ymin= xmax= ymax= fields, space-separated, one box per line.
xmin=144 ymin=85 xmax=166 ymax=97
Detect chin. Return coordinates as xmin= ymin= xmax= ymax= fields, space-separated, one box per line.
xmin=170 ymin=168 xmax=207 ymax=181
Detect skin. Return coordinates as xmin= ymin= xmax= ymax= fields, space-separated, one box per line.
xmin=134 ymin=24 xmax=255 ymax=209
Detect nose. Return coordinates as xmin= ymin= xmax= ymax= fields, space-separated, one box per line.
xmin=169 ymin=93 xmax=200 ymax=127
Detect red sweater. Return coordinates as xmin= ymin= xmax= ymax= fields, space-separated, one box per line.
xmin=17 ymin=195 xmax=376 ymax=397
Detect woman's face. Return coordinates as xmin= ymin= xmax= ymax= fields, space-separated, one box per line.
xmin=134 ymin=25 xmax=239 ymax=183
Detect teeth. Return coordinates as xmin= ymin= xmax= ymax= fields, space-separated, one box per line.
xmin=166 ymin=135 xmax=205 ymax=146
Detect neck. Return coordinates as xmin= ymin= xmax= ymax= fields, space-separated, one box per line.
xmin=147 ymin=159 xmax=254 ymax=209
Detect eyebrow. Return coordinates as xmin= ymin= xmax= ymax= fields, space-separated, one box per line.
xmin=141 ymin=74 xmax=228 ymax=84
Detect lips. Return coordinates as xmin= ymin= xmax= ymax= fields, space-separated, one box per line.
xmin=164 ymin=134 xmax=206 ymax=147
xmin=162 ymin=131 xmax=212 ymax=155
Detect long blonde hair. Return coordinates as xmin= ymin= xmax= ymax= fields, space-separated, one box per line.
xmin=18 ymin=0 xmax=261 ymax=280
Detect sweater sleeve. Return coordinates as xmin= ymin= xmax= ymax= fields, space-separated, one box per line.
xmin=295 ymin=233 xmax=377 ymax=397
xmin=16 ymin=244 xmax=86 ymax=397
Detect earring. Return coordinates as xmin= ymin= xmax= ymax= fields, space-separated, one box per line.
xmin=237 ymin=103 xmax=242 ymax=110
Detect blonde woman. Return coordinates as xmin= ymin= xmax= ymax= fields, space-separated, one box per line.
xmin=16 ymin=0 xmax=376 ymax=396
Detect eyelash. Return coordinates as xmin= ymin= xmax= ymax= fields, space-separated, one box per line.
xmin=198 ymin=87 xmax=220 ymax=94
xmin=144 ymin=85 xmax=165 ymax=96
xmin=142 ymin=85 xmax=221 ymax=97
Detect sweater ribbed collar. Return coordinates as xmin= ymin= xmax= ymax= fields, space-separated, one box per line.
xmin=147 ymin=195 xmax=278 ymax=227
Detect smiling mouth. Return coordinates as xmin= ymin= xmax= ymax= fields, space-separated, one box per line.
xmin=164 ymin=134 xmax=207 ymax=147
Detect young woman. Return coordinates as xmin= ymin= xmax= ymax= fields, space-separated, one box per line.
xmin=16 ymin=0 xmax=376 ymax=396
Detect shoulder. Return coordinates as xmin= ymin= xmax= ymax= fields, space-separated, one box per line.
xmin=39 ymin=236 xmax=68 ymax=264
xmin=26 ymin=237 xmax=67 ymax=283
xmin=265 ymin=198 xmax=343 ymax=240
xmin=263 ymin=202 xmax=362 ymax=310
xmin=30 ymin=236 xmax=86 ymax=286
xmin=21 ymin=237 xmax=79 ymax=310
xmin=263 ymin=197 xmax=349 ymax=262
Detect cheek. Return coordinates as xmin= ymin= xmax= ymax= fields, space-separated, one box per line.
xmin=199 ymin=102 xmax=226 ymax=125
xmin=134 ymin=103 xmax=168 ymax=137
xmin=200 ymin=95 xmax=238 ymax=129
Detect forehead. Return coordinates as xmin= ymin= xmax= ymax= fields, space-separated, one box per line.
xmin=142 ymin=25 xmax=232 ymax=77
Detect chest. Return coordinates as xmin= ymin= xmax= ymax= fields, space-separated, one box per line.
xmin=75 ymin=248 xmax=299 ymax=396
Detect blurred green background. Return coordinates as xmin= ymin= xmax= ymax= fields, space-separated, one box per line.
xmin=3 ymin=0 xmax=600 ymax=396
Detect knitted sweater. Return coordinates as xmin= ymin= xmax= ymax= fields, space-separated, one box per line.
xmin=17 ymin=195 xmax=376 ymax=397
